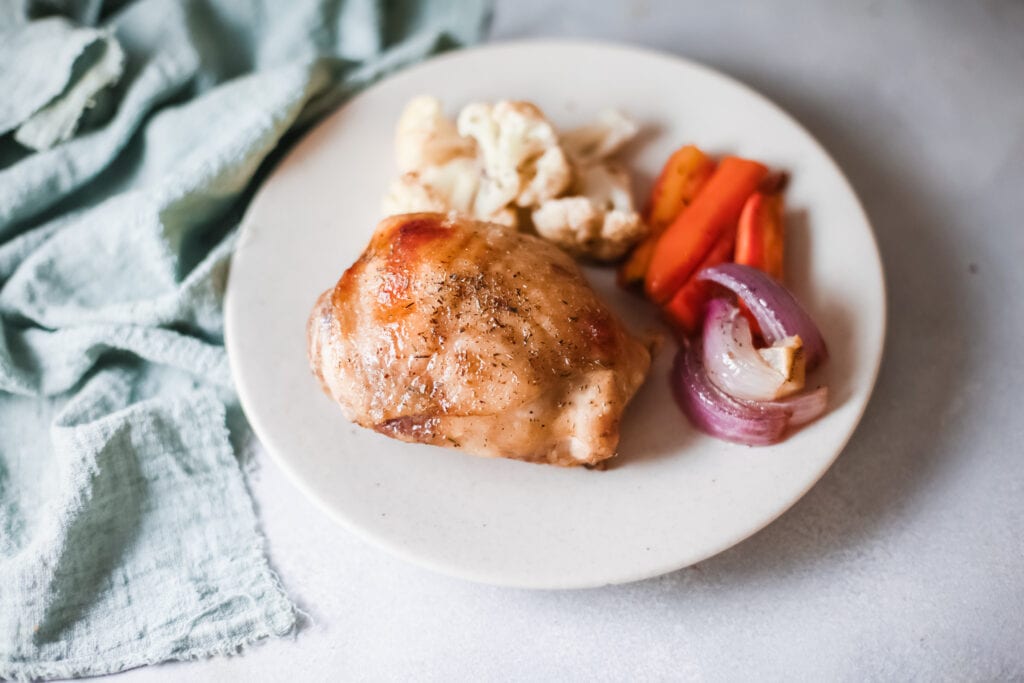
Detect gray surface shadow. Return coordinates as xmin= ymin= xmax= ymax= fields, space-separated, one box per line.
xmin=639 ymin=70 xmax=973 ymax=584
xmin=612 ymin=365 xmax=700 ymax=467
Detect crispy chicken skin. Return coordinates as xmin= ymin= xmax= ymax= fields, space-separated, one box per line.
xmin=307 ymin=213 xmax=651 ymax=466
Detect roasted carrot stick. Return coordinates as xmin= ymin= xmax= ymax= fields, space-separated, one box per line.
xmin=646 ymin=145 xmax=716 ymax=231
xmin=661 ymin=230 xmax=736 ymax=335
xmin=644 ymin=156 xmax=767 ymax=303
xmin=735 ymin=191 xmax=785 ymax=281
xmin=618 ymin=145 xmax=714 ymax=287
xmin=734 ymin=190 xmax=785 ymax=336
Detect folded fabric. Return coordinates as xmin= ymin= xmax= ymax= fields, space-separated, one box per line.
xmin=0 ymin=0 xmax=491 ymax=679
xmin=0 ymin=15 xmax=125 ymax=151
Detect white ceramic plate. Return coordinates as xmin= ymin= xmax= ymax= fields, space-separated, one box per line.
xmin=225 ymin=40 xmax=885 ymax=589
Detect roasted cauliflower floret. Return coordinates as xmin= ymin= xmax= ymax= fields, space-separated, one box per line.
xmin=384 ymin=97 xmax=644 ymax=256
xmin=532 ymin=163 xmax=647 ymax=261
xmin=518 ymin=145 xmax=572 ymax=208
xmin=381 ymin=158 xmax=518 ymax=228
xmin=560 ymin=109 xmax=639 ymax=165
xmin=395 ymin=96 xmax=476 ymax=173
xmin=457 ymin=101 xmax=572 ymax=216
xmin=382 ymin=157 xmax=480 ymax=216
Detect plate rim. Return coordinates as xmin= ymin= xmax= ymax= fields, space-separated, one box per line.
xmin=225 ymin=37 xmax=887 ymax=589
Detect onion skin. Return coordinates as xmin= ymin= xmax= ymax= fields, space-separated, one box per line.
xmin=698 ymin=263 xmax=828 ymax=371
xmin=672 ymin=340 xmax=828 ymax=446
xmin=672 ymin=340 xmax=788 ymax=446
xmin=760 ymin=385 xmax=829 ymax=427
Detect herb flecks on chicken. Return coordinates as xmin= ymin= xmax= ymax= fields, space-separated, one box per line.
xmin=308 ymin=213 xmax=651 ymax=466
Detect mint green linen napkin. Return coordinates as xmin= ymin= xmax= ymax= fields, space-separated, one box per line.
xmin=0 ymin=0 xmax=491 ymax=678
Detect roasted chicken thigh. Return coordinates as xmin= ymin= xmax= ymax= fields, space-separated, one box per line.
xmin=308 ymin=213 xmax=650 ymax=466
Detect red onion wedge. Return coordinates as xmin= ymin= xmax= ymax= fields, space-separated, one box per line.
xmin=760 ymin=385 xmax=829 ymax=428
xmin=703 ymin=298 xmax=805 ymax=401
xmin=672 ymin=339 xmax=828 ymax=446
xmin=698 ymin=263 xmax=828 ymax=371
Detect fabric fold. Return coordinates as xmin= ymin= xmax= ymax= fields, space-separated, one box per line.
xmin=0 ymin=0 xmax=492 ymax=678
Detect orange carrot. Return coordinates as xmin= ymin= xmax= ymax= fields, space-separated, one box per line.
xmin=617 ymin=235 xmax=658 ymax=287
xmin=734 ymin=190 xmax=785 ymax=336
xmin=735 ymin=191 xmax=785 ymax=280
xmin=618 ymin=145 xmax=714 ymax=287
xmin=645 ymin=156 xmax=767 ymax=303
xmin=661 ymin=230 xmax=736 ymax=335
xmin=645 ymin=145 xmax=716 ymax=230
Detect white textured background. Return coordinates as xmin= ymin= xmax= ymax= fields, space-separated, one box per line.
xmin=118 ymin=1 xmax=1024 ymax=679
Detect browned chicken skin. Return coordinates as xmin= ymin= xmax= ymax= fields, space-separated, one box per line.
xmin=307 ymin=213 xmax=651 ymax=466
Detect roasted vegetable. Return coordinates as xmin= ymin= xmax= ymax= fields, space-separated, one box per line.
xmin=644 ymin=156 xmax=767 ymax=303
xmin=618 ymin=145 xmax=714 ymax=286
xmin=660 ymin=230 xmax=735 ymax=334
xmin=735 ymin=191 xmax=785 ymax=281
